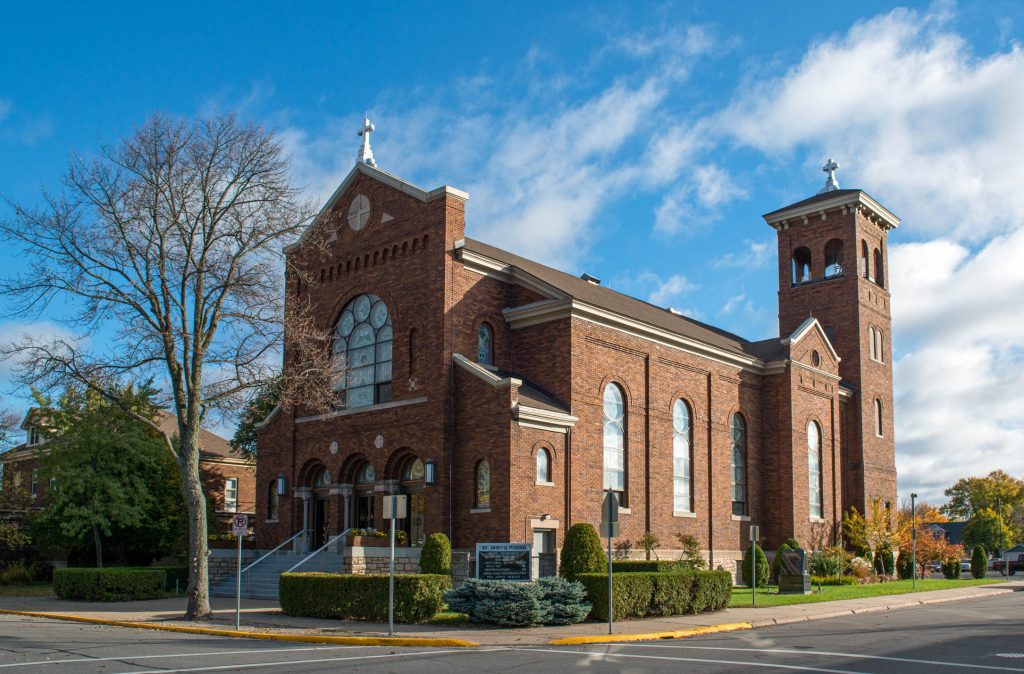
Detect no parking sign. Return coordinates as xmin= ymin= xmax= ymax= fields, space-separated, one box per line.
xmin=231 ymin=514 xmax=248 ymax=537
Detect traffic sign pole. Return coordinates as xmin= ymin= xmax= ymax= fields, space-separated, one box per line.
xmin=230 ymin=514 xmax=248 ymax=631
xmin=601 ymin=490 xmax=619 ymax=635
xmin=389 ymin=496 xmax=396 ymax=637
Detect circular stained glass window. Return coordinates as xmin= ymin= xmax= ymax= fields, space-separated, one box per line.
xmin=347 ymin=194 xmax=371 ymax=231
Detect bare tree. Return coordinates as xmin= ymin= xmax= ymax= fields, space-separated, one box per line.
xmin=0 ymin=113 xmax=338 ymax=618
xmin=0 ymin=400 xmax=19 ymax=453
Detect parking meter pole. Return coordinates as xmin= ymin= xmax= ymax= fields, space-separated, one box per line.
xmin=751 ymin=541 xmax=756 ymax=607
xmin=607 ymin=531 xmax=613 ymax=634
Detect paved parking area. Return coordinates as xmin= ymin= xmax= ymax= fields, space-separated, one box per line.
xmin=1 ymin=591 xmax=1021 ymax=673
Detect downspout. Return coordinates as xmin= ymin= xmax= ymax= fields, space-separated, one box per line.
xmin=706 ymin=372 xmax=714 ymax=568
xmin=644 ymin=355 xmax=652 ymax=535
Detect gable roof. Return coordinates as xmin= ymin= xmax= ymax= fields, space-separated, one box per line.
xmin=153 ymin=410 xmax=234 ymax=459
xmin=762 ymin=188 xmax=900 ymax=230
xmin=460 ymin=238 xmax=772 ymax=362
xmin=782 ymin=317 xmax=841 ymax=364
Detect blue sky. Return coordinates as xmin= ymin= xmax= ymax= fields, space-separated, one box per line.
xmin=2 ymin=0 xmax=1023 ymax=504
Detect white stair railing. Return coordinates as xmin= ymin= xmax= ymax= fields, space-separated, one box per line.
xmin=286 ymin=529 xmax=352 ymax=574
xmin=241 ymin=529 xmax=307 ymax=594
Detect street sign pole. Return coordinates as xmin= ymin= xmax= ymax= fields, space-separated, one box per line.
xmin=383 ymin=494 xmax=406 ymax=638
xmin=230 ymin=514 xmax=248 ymax=631
xmin=749 ymin=525 xmax=760 ymax=607
xmin=600 ymin=490 xmax=619 ymax=635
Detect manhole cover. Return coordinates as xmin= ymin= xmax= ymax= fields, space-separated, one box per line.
xmin=995 ymin=654 xmax=1024 ymax=658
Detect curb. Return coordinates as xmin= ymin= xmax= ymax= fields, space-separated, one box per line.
xmin=0 ymin=610 xmax=478 ymax=648
xmin=548 ymin=622 xmax=752 ymax=645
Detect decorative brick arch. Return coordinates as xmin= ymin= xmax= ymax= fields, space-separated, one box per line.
xmin=384 ymin=447 xmax=420 ymax=480
xmin=338 ymin=452 xmax=373 ymax=484
xmin=298 ymin=459 xmax=328 ymax=487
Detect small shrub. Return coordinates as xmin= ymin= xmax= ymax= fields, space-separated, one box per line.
xmin=579 ymin=569 xmax=731 ymax=621
xmin=0 ymin=562 xmax=33 ymax=586
xmin=53 ymin=568 xmax=165 ymax=601
xmin=941 ymin=559 xmax=961 ymax=579
xmin=783 ymin=538 xmax=801 ymax=550
xmin=537 ymin=576 xmax=592 ymax=625
xmin=811 ymin=575 xmax=858 ymax=586
xmin=420 ymin=533 xmax=452 ymax=575
xmin=444 ymin=579 xmax=548 ymax=626
xmin=673 ymin=533 xmax=707 ymax=569
xmin=741 ymin=544 xmax=769 ymax=587
xmin=809 ymin=546 xmax=849 ymax=577
xmin=772 ymin=543 xmax=792 ymax=583
xmin=559 ymin=524 xmax=607 ymax=581
xmin=280 ymin=573 xmax=449 ymax=623
xmin=971 ymin=545 xmax=987 ymax=580
xmin=849 ymin=556 xmax=872 ymax=580
xmin=612 ymin=560 xmax=690 ymax=573
xmin=896 ymin=550 xmax=915 ymax=579
xmin=637 ymin=532 xmax=660 ymax=560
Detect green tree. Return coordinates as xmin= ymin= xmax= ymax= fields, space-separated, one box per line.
xmin=963 ymin=508 xmax=1015 ymax=555
xmin=229 ymin=378 xmax=280 ymax=462
xmin=742 ymin=543 xmax=769 ymax=587
xmin=420 ymin=533 xmax=452 ymax=575
xmin=32 ymin=384 xmax=180 ymax=567
xmin=559 ymin=524 xmax=607 ymax=581
xmin=942 ymin=471 xmax=1024 ymax=520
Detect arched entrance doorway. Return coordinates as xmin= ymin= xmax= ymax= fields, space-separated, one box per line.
xmin=399 ymin=457 xmax=426 ymax=547
xmin=308 ymin=467 xmax=331 ymax=550
xmin=353 ymin=462 xmax=376 ymax=531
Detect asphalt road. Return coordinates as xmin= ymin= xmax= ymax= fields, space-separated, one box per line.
xmin=1 ymin=590 xmax=1022 ymax=673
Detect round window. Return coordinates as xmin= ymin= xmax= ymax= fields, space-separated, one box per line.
xmin=811 ymin=350 xmax=821 ymax=367
xmin=347 ymin=194 xmax=371 ymax=231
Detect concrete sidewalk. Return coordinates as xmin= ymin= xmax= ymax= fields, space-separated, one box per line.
xmin=2 ymin=580 xmax=1019 ymax=646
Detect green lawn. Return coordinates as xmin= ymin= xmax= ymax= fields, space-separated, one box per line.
xmin=427 ymin=610 xmax=470 ymax=626
xmin=728 ymin=578 xmax=1003 ymax=608
xmin=0 ymin=582 xmax=55 ymax=597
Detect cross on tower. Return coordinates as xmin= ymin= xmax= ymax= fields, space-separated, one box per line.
xmin=818 ymin=158 xmax=840 ymax=193
xmin=357 ymin=116 xmax=377 ymax=168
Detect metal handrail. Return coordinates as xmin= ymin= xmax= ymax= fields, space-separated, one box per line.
xmin=286 ymin=529 xmax=352 ymax=574
xmin=242 ymin=529 xmax=307 ymax=574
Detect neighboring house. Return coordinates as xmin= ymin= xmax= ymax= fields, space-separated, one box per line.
xmin=927 ymin=521 xmax=967 ymax=545
xmin=255 ymin=125 xmax=899 ymax=580
xmin=0 ymin=408 xmax=254 ymax=524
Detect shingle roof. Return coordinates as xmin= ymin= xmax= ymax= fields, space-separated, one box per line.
xmin=154 ymin=410 xmax=234 ymax=459
xmin=462 ymin=238 xmax=773 ymax=360
xmin=477 ymin=363 xmax=569 ymax=413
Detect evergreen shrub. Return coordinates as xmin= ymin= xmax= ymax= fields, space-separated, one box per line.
xmin=578 ymin=569 xmax=731 ymax=621
xmin=783 ymin=538 xmax=801 ymax=550
xmin=772 ymin=543 xmax=792 ymax=582
xmin=419 ymin=533 xmax=452 ymax=575
xmin=53 ymin=567 xmax=165 ymax=601
xmin=0 ymin=563 xmax=33 ymax=586
xmin=878 ymin=546 xmax=895 ymax=576
xmin=559 ymin=523 xmax=606 ymax=581
xmin=741 ymin=544 xmax=769 ymax=587
xmin=279 ymin=573 xmax=449 ymax=622
xmin=443 ymin=577 xmax=590 ymax=626
xmin=941 ymin=559 xmax=961 ymax=579
xmin=896 ymin=551 xmax=915 ymax=580
xmin=971 ymin=545 xmax=987 ymax=580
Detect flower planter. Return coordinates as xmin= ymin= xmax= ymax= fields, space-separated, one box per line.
xmin=348 ymin=535 xmax=405 ymax=547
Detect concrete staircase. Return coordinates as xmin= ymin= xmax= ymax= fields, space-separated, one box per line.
xmin=211 ymin=549 xmax=347 ymax=600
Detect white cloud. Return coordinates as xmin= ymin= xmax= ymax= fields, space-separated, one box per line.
xmin=718 ymin=5 xmax=1024 ymax=243
xmin=720 ymin=293 xmax=746 ymax=315
xmin=654 ymin=164 xmax=744 ymax=235
xmin=712 ymin=239 xmax=774 ymax=270
xmin=641 ymin=272 xmax=697 ymax=306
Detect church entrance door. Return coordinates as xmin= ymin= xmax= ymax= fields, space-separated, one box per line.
xmin=312 ymin=496 xmax=328 ymax=550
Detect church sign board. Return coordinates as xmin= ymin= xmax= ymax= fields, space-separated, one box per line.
xmin=778 ymin=548 xmax=811 ymax=594
xmin=476 ymin=543 xmax=532 ymax=582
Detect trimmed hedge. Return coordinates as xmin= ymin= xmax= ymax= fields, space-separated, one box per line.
xmin=578 ymin=570 xmax=731 ymax=621
xmin=611 ymin=560 xmax=691 ymax=573
xmin=154 ymin=566 xmax=189 ymax=592
xmin=279 ymin=572 xmax=449 ymax=623
xmin=811 ymin=575 xmax=858 ymax=586
xmin=560 ymin=523 xmax=607 ymax=581
xmin=443 ymin=577 xmax=590 ymax=626
xmin=420 ymin=533 xmax=452 ymax=575
xmin=53 ymin=568 xmax=165 ymax=601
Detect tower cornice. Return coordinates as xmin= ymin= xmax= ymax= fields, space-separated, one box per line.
xmin=763 ymin=189 xmax=899 ymax=231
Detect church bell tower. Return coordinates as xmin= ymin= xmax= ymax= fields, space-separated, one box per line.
xmin=763 ymin=161 xmax=900 ymax=517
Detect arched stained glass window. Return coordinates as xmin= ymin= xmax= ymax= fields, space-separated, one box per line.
xmin=477 ymin=323 xmax=493 ymax=365
xmin=672 ymin=399 xmax=693 ymax=513
xmin=333 ymin=294 xmax=393 ymax=409
xmin=403 ymin=458 xmax=425 ymax=482
xmin=267 ymin=482 xmax=280 ymax=520
xmin=356 ymin=463 xmax=375 ymax=484
xmin=536 ymin=448 xmax=551 ymax=483
xmin=808 ymin=421 xmax=823 ymax=519
xmin=874 ymin=399 xmax=884 ymax=436
xmin=731 ymin=414 xmax=747 ymax=516
xmin=603 ymin=384 xmax=626 ymax=500
xmin=474 ymin=460 xmax=490 ymax=509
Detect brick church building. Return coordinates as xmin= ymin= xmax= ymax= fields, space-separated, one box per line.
xmin=255 ymin=129 xmax=898 ymax=575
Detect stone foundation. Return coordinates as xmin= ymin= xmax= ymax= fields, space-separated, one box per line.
xmin=341 ymin=546 xmax=421 ymax=574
